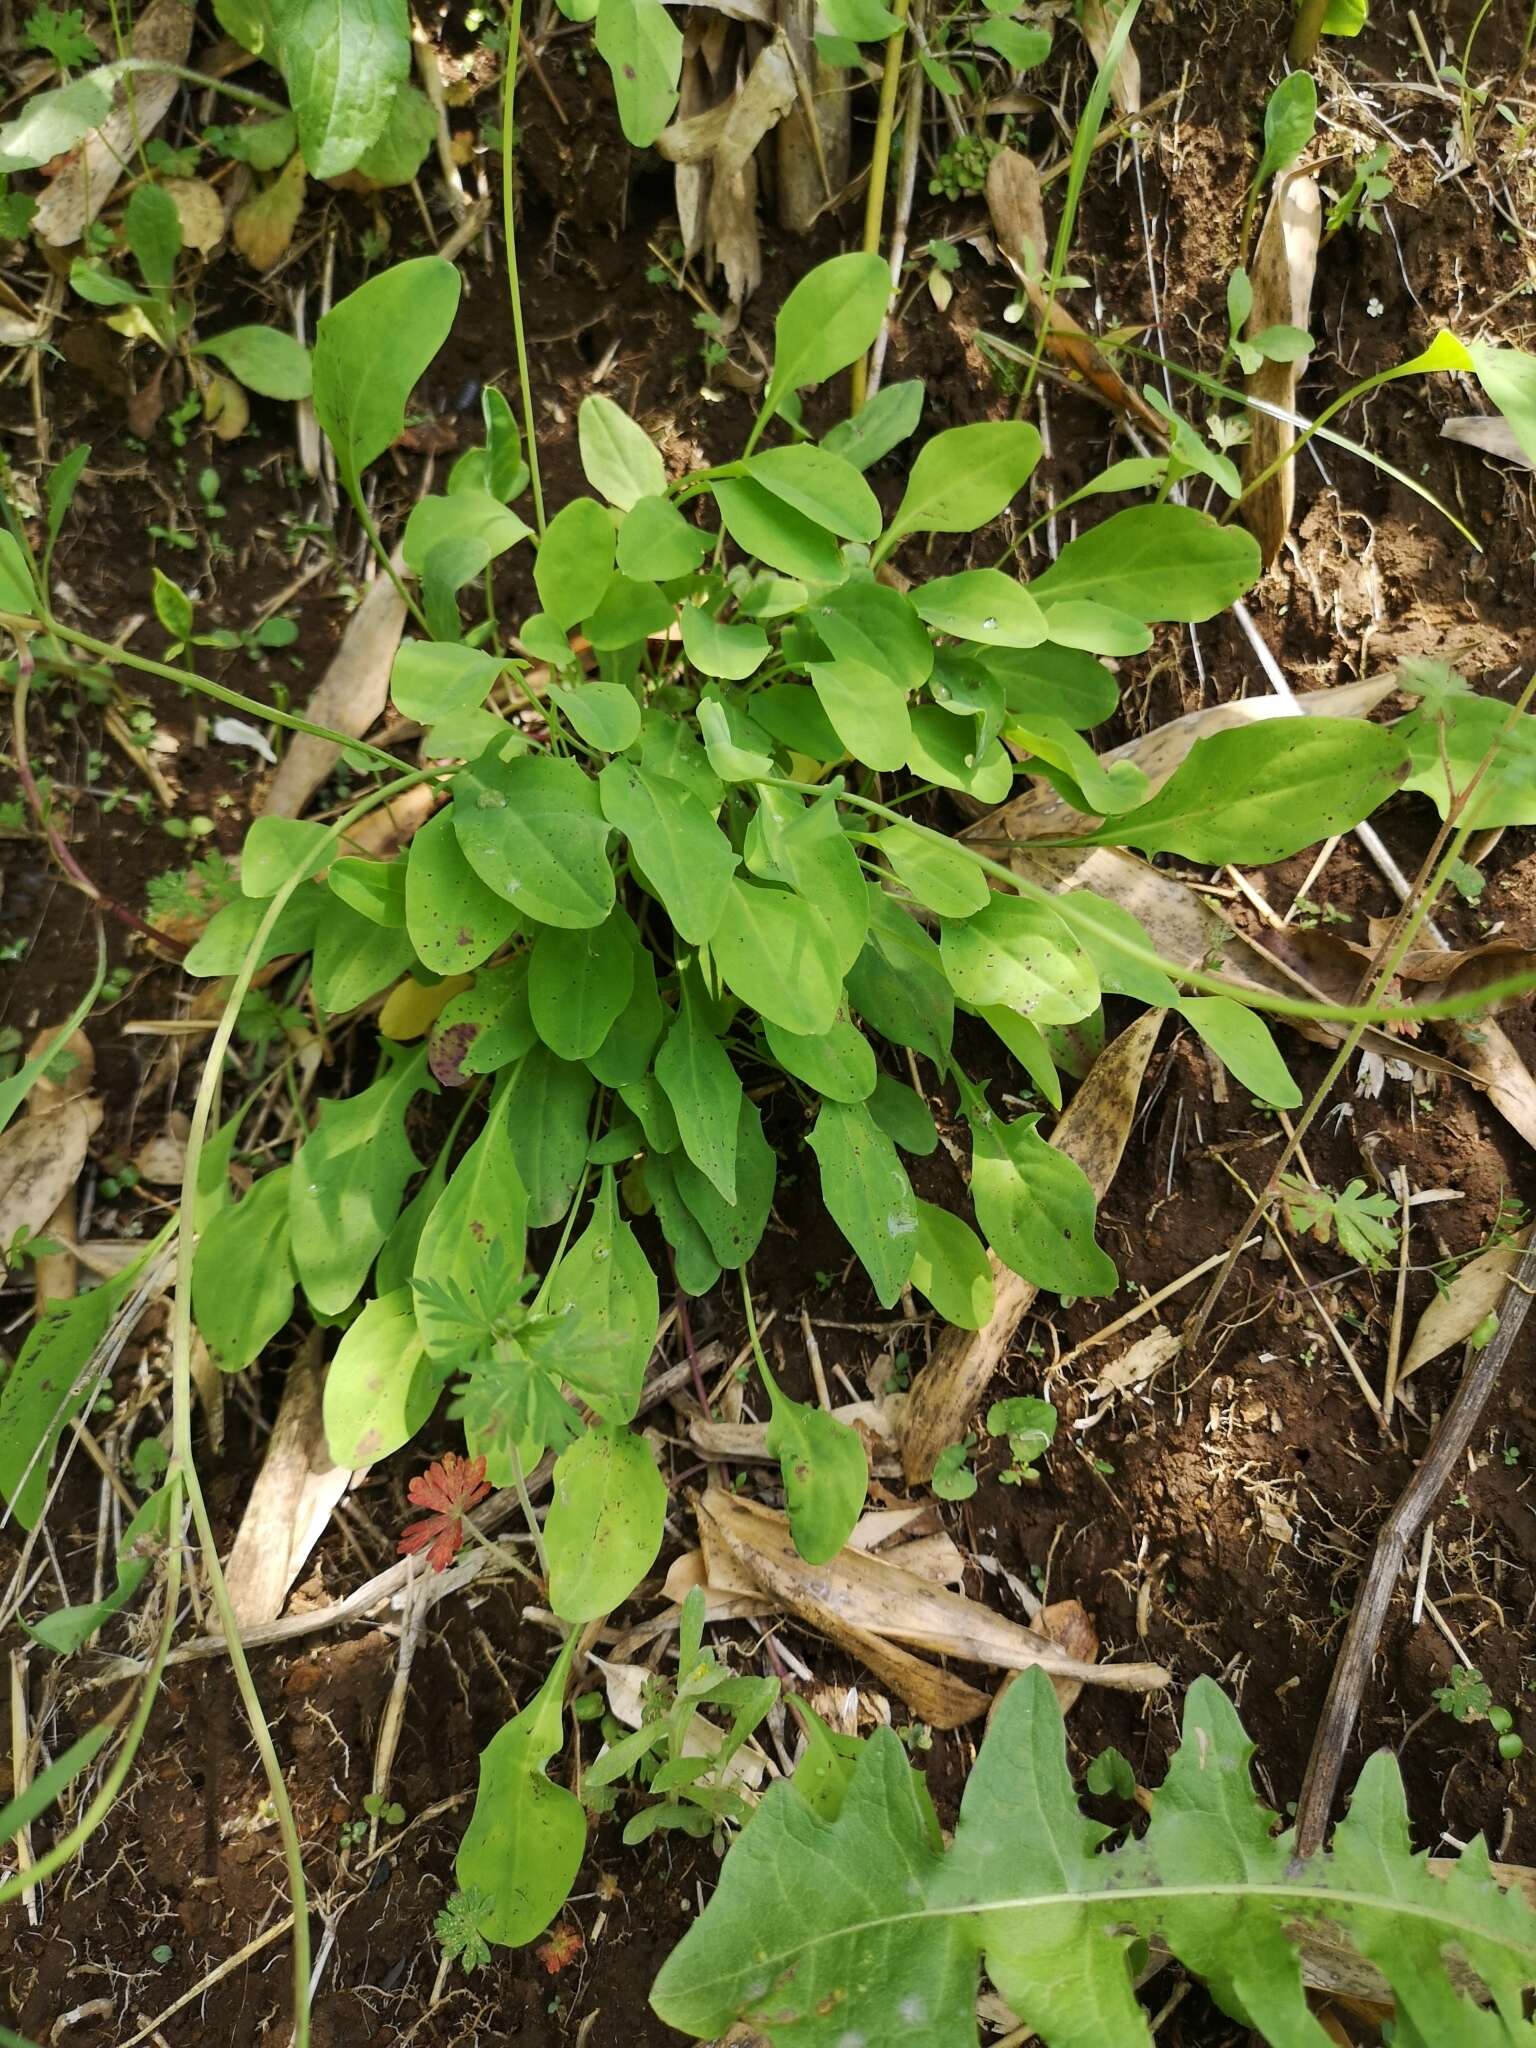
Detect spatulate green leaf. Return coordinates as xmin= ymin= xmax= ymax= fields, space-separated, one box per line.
xmin=1086 ymin=717 xmax=1410 ymax=863
xmin=457 ymin=1635 xmax=584 ymax=1949
xmin=806 ymin=1099 xmax=918 ymax=1308
xmin=312 ymin=256 xmax=461 ymax=497
xmin=762 ymin=252 xmax=892 ymax=425
xmin=547 ymin=1426 xmax=667 ymax=1621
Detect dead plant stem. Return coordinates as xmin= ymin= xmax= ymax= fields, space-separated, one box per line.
xmin=1294 ymin=1233 xmax=1536 ymax=1853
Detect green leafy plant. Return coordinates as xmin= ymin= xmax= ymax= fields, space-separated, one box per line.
xmin=1280 ymin=1174 xmax=1400 ymax=1270
xmin=7 ymin=105 xmax=1536 ymax=2020
xmin=60 ymin=182 xmax=311 ymax=427
xmin=652 ymin=1664 xmax=1536 ymax=2043
xmin=584 ymin=1586 xmax=780 ymax=1848
xmin=1326 ymin=141 xmax=1394 ymax=235
xmin=986 ymin=1394 xmax=1056 ymax=1484
xmin=1434 ymin=1666 xmax=1525 ymax=1763
xmin=434 ymin=1888 xmax=494 ymax=1975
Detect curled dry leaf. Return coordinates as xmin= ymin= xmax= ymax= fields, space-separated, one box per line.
xmin=0 ymin=1095 xmax=103 ymax=1272
xmin=985 ymin=149 xmax=1166 ymax=437
xmin=33 ymin=0 xmax=192 ymax=247
xmin=657 ymin=32 xmax=798 ymax=307
xmin=990 ymin=1598 xmax=1099 ymax=1721
xmin=697 ymin=1489 xmax=1168 ymax=1728
xmin=234 ymin=153 xmax=308 ymax=273
xmin=1086 ymin=1324 xmax=1183 ymax=1401
xmin=260 ymin=565 xmax=409 ymax=819
xmin=200 ymin=369 xmax=251 ymax=441
xmin=1078 ymin=0 xmax=1142 ymax=115
xmin=1240 ymin=172 xmax=1321 ymax=568
xmin=133 ymin=1121 xmax=190 ymax=1185
xmin=222 ymin=1345 xmax=352 ymax=1626
xmin=1399 ymin=1224 xmax=1533 ymax=1384
xmin=901 ymin=1008 xmax=1164 ymax=1484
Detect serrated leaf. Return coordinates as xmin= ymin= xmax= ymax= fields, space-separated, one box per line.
xmin=651 ymin=1661 xmax=1536 ymax=2042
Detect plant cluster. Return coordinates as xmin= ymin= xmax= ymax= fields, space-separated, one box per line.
xmin=5 ymin=5 xmax=1536 ymax=2039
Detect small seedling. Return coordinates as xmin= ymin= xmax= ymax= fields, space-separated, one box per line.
xmin=435 ymin=1889 xmax=494 ymax=1975
xmin=931 ymin=1437 xmax=979 ymax=1501
xmin=985 ymin=1396 xmax=1057 ymax=1486
xmin=584 ymin=1588 xmax=778 ymax=1850
xmin=1280 ymin=1175 xmax=1400 ymax=1271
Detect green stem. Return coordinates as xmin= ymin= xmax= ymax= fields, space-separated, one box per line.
xmin=1020 ymin=0 xmax=1142 ymax=408
xmin=1289 ymin=0 xmax=1329 ymax=66
xmin=739 ymin=1272 xmax=778 ymax=1402
xmin=762 ymin=775 xmax=1536 ymax=1029
xmin=351 ymin=498 xmax=430 ymax=636
xmin=849 ymin=0 xmax=913 ymax=416
xmin=1185 ymin=673 xmax=1536 ymax=1348
xmin=165 ymin=767 xmax=437 ymax=2046
xmin=14 ymin=617 xmax=408 ymax=773
xmin=508 ymin=1443 xmax=549 ymax=1582
xmin=109 ymin=59 xmax=290 ymax=117
xmin=501 ymin=0 xmax=546 ymax=536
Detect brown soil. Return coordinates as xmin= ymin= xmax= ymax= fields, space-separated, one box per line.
xmin=5 ymin=1 xmax=1536 ymax=2042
